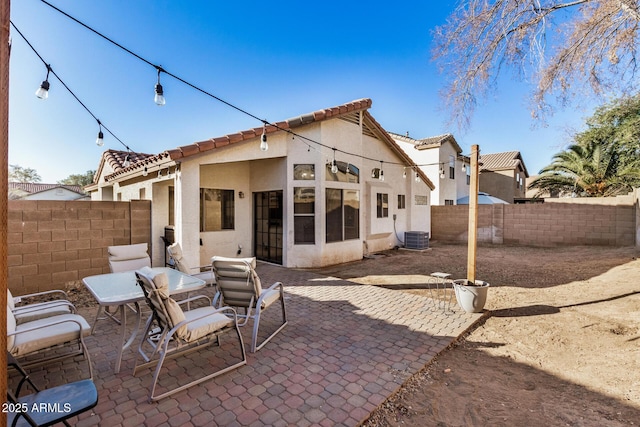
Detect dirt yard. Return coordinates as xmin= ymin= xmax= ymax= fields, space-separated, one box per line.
xmin=316 ymin=243 xmax=640 ymax=427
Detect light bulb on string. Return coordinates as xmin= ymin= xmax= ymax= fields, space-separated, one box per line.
xmin=95 ymin=120 xmax=104 ymax=147
xmin=154 ymin=68 xmax=166 ymax=106
xmin=331 ymin=149 xmax=338 ymax=174
xmin=415 ymin=170 xmax=420 ymax=183
xmin=35 ymin=64 xmax=51 ymax=100
xmin=260 ymin=124 xmax=268 ymax=151
xmin=403 ymin=168 xmax=407 ymax=179
xmin=142 ymin=166 xmax=148 ymax=177
xmin=123 ymin=154 xmax=130 ymax=168
xmin=439 ymin=164 xmax=446 ymax=179
xmin=378 ymin=161 xmax=384 ymax=181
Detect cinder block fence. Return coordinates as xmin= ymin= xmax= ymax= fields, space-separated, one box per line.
xmin=8 ymin=200 xmax=151 ymax=294
xmin=7 ymin=194 xmax=640 ymax=294
xmin=432 ymin=202 xmax=636 ymax=247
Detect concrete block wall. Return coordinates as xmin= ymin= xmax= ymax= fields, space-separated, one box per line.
xmin=8 ymin=200 xmax=151 ymax=294
xmin=432 ymin=202 xmax=636 ymax=247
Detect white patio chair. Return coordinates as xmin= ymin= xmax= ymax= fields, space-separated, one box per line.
xmin=167 ymin=243 xmax=215 ymax=286
xmin=211 ymin=256 xmax=287 ymax=353
xmin=92 ymin=243 xmax=151 ymax=332
xmin=133 ymin=268 xmax=247 ymax=402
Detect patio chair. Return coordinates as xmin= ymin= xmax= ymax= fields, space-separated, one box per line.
xmin=211 ymin=256 xmax=287 ymax=353
xmin=7 ymin=352 xmax=98 ymax=427
xmin=7 ymin=303 xmax=93 ymax=379
xmin=8 ymin=289 xmax=75 ymax=325
xmin=92 ymin=243 xmax=151 ymax=332
xmin=133 ymin=267 xmax=247 ymax=402
xmin=167 ymin=243 xmax=215 ymax=286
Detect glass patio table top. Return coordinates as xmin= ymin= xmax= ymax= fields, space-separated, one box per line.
xmin=82 ymin=267 xmax=206 ymax=373
xmin=83 ymin=267 xmax=206 ymax=305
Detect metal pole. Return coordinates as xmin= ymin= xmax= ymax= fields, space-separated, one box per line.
xmin=467 ymin=145 xmax=480 ymax=284
xmin=1 ymin=0 xmax=10 ymax=421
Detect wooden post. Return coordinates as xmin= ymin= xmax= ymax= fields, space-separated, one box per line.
xmin=1 ymin=0 xmax=10 ymax=420
xmin=467 ymin=144 xmax=480 ymax=284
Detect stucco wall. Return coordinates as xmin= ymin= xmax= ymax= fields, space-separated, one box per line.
xmin=8 ymin=200 xmax=151 ymax=294
xmin=432 ymin=202 xmax=635 ymax=247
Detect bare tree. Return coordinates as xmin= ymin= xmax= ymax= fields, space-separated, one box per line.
xmin=432 ymin=0 xmax=640 ymax=128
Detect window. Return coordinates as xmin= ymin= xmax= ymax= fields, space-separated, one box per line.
xmin=294 ymin=187 xmax=315 ymax=244
xmin=326 ymin=189 xmax=359 ymax=242
xmin=376 ymin=193 xmax=389 ymax=218
xmin=200 ymin=188 xmax=234 ymax=231
xmin=449 ymin=155 xmax=455 ymax=179
xmin=327 ymin=161 xmax=359 ymax=183
xmin=294 ymin=164 xmax=315 ymax=180
xmin=445 ymin=199 xmax=454 ymax=205
xmin=398 ymin=194 xmax=406 ymax=209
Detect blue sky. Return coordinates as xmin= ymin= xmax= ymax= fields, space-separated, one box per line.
xmin=9 ymin=0 xmax=600 ymax=183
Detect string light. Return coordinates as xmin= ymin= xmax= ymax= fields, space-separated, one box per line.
xmin=379 ymin=161 xmax=384 ymax=181
xmin=95 ymin=120 xmax=104 ymax=146
xmin=331 ymin=149 xmax=338 ymax=174
xmin=439 ymin=164 xmax=446 ymax=179
xmin=123 ymin=154 xmax=131 ymax=168
xmin=142 ymin=166 xmax=148 ymax=176
xmin=415 ymin=170 xmax=420 ymax=183
xmin=35 ymin=64 xmax=51 ymax=99
xmin=403 ymin=168 xmax=407 ymax=179
xmin=154 ymin=68 xmax=166 ymax=106
xmin=11 ymin=21 xmax=133 ymax=153
xmin=260 ymin=124 xmax=268 ymax=151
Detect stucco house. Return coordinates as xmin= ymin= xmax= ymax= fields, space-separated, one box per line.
xmin=8 ymin=182 xmax=89 ymax=200
xmin=390 ymin=132 xmax=470 ymax=205
xmin=479 ymin=151 xmax=529 ymax=203
xmin=86 ymin=99 xmax=434 ymax=269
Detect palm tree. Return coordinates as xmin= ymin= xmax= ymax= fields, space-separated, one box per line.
xmin=528 ymin=141 xmax=640 ymax=197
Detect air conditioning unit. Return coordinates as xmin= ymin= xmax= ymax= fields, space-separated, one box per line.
xmin=404 ymin=231 xmax=429 ymax=250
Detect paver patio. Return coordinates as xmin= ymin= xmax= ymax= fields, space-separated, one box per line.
xmin=10 ymin=261 xmax=483 ymax=427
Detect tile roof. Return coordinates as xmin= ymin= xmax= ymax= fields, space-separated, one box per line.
xmin=8 ymin=182 xmax=87 ymax=195
xmin=388 ymin=132 xmax=462 ymax=154
xmin=103 ymin=99 xmax=373 ymax=181
xmin=98 ymin=98 xmax=434 ymax=189
xmin=480 ymin=151 xmax=529 ymax=176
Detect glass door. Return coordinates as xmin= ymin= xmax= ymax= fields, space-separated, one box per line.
xmin=254 ymin=191 xmax=283 ymax=264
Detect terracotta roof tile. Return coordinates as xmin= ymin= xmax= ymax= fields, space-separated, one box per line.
xmin=9 ymin=182 xmax=87 ymax=195
xmin=104 ymin=98 xmax=374 ymax=181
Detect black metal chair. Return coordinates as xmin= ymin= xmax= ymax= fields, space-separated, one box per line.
xmin=7 ymin=352 xmax=98 ymax=427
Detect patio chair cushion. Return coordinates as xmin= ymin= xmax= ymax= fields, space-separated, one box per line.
xmin=210 ymin=257 xmax=263 ymax=306
xmin=14 ymin=303 xmax=72 ymax=325
xmin=7 ymin=289 xmax=14 ymax=310
xmin=8 ymin=289 xmax=73 ymax=324
xmin=182 ymin=308 xmax=234 ymax=342
xmin=108 ymin=243 xmax=151 ymax=272
xmin=148 ymin=270 xmax=187 ymax=337
xmin=9 ymin=313 xmax=91 ymax=357
xmin=7 ymin=309 xmax=16 ymax=351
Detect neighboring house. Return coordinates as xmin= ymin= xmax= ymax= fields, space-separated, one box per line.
xmin=86 ymin=99 xmax=435 ymax=269
xmin=8 ymin=182 xmax=89 ymax=200
xmin=479 ymin=151 xmax=529 ymax=203
xmin=390 ymin=132 xmax=470 ymax=205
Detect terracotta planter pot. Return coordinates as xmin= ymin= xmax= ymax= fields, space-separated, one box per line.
xmin=453 ymin=279 xmax=490 ymax=313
